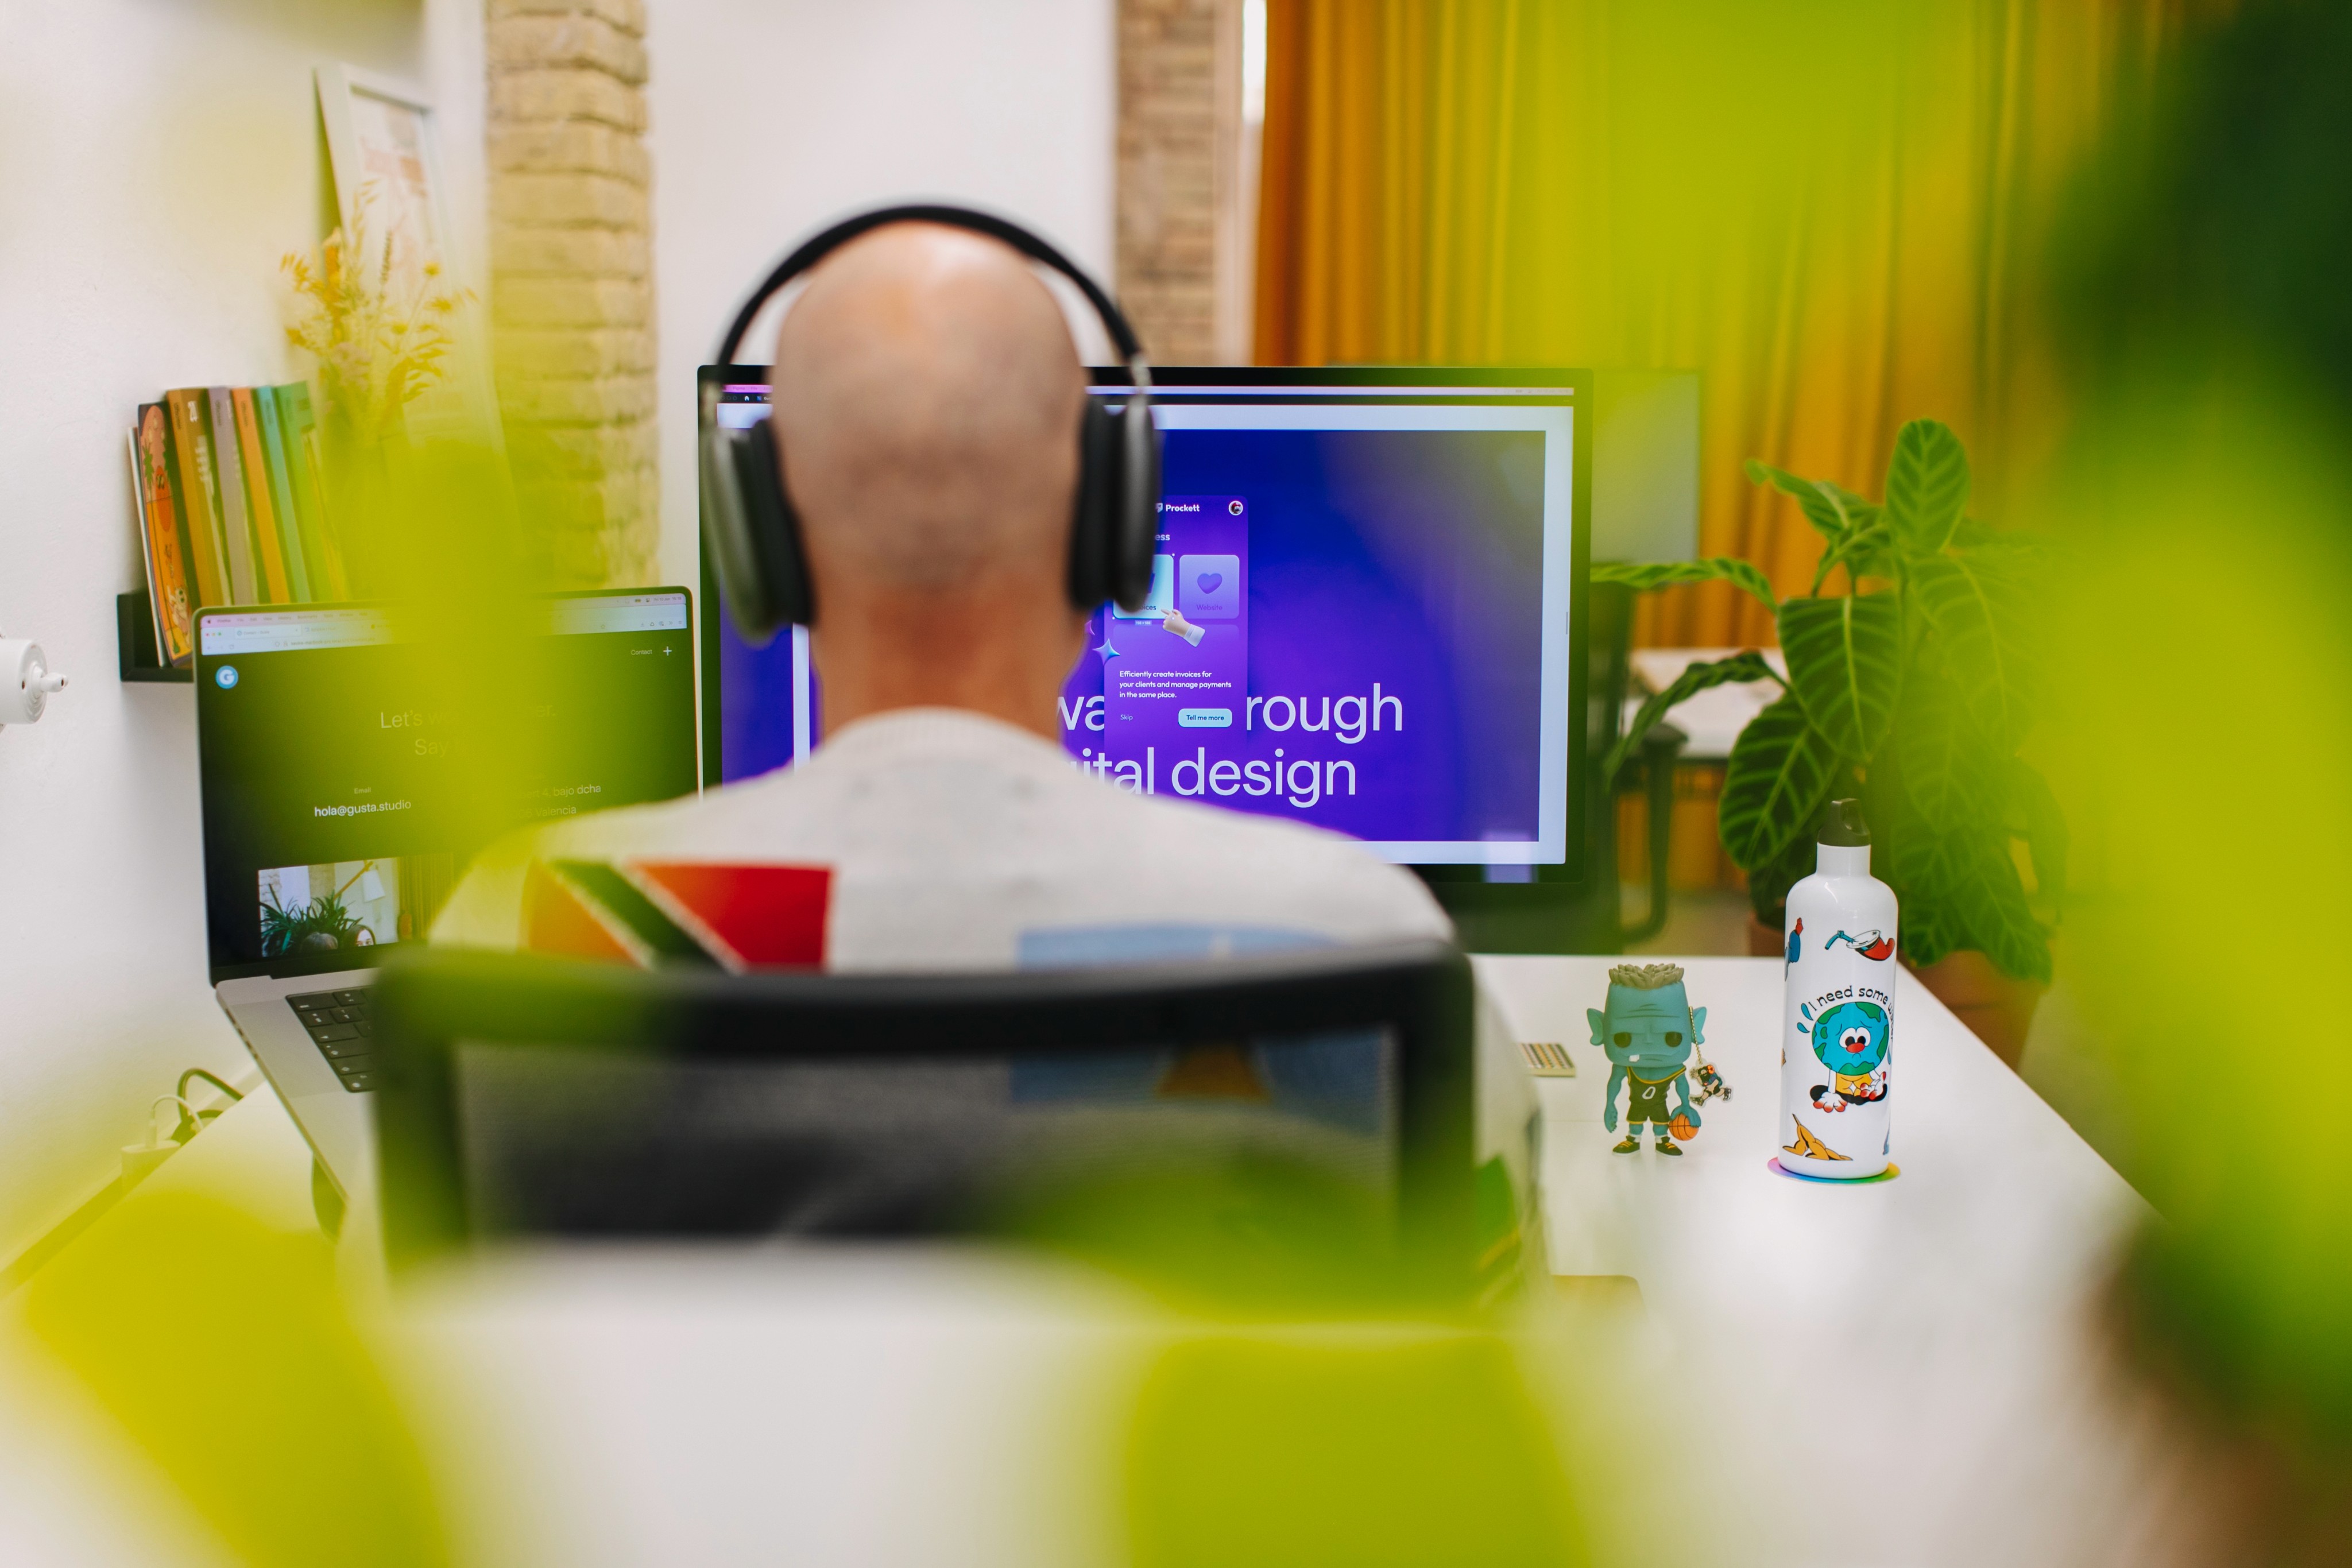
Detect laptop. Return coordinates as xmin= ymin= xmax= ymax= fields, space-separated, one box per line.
xmin=198 ymin=590 xmax=700 ymax=1205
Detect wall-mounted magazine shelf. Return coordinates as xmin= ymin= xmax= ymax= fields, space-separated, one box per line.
xmin=117 ymin=591 xmax=192 ymax=683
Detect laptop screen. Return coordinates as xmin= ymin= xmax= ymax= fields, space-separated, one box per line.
xmin=701 ymin=367 xmax=1585 ymax=870
xmin=195 ymin=591 xmax=697 ymax=982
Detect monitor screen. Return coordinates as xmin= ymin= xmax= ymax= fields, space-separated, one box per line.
xmin=701 ymin=367 xmax=1587 ymax=869
xmin=195 ymin=591 xmax=698 ymax=981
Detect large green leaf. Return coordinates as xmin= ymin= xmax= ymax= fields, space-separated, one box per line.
xmin=1718 ymin=695 xmax=1841 ymax=871
xmin=1600 ymin=650 xmax=1781 ymax=783
xmin=1777 ymin=593 xmax=1901 ymax=761
xmin=1591 ymin=557 xmax=1778 ymax=614
xmin=1909 ymin=541 xmax=2039 ymax=748
xmin=1746 ymin=462 xmax=1899 ymax=590
xmin=1884 ymin=419 xmax=1970 ymax=556
xmin=1812 ymin=506 xmax=1894 ymax=591
xmin=1892 ymin=826 xmax=2051 ymax=981
xmin=1892 ymin=658 xmax=1993 ymax=834
xmin=1746 ymin=460 xmax=1869 ymax=545
xmin=1743 ymin=826 xmax=1821 ymax=926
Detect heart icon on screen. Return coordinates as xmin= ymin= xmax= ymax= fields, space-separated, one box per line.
xmin=1197 ymin=573 xmax=1224 ymax=594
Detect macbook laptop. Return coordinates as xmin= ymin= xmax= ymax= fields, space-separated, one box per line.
xmin=198 ymin=591 xmax=699 ymax=1206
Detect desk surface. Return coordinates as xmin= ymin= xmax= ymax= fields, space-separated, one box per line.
xmin=8 ymin=959 xmax=2190 ymax=1568
xmin=1479 ymin=957 xmax=2171 ymax=1568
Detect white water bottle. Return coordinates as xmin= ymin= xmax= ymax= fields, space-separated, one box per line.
xmin=1778 ymin=799 xmax=1898 ymax=1179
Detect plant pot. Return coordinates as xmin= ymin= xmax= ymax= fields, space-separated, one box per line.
xmin=1744 ymin=915 xmax=2044 ymax=1069
xmin=1903 ymin=950 xmax=2045 ymax=1071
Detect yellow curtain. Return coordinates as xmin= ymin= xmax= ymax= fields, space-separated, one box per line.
xmin=1256 ymin=0 xmax=2193 ymax=647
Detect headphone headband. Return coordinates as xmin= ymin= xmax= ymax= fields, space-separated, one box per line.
xmin=701 ymin=204 xmax=1162 ymax=644
xmin=712 ymin=203 xmax=1147 ymax=370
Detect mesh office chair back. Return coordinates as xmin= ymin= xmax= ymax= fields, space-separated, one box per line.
xmin=372 ymin=941 xmax=1478 ymax=1296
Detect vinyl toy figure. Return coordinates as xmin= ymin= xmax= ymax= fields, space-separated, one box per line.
xmin=1587 ymin=962 xmax=1708 ymax=1155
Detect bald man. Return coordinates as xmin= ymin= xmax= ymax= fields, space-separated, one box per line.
xmin=435 ymin=222 xmax=1481 ymax=970
xmin=428 ymin=224 xmax=1533 ymax=1228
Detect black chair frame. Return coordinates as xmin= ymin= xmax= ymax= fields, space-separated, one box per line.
xmin=372 ymin=940 xmax=1477 ymax=1291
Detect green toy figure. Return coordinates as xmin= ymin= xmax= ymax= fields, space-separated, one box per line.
xmin=1587 ymin=962 xmax=1708 ymax=1155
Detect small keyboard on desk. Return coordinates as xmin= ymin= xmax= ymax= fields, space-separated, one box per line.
xmin=288 ymin=987 xmax=377 ymax=1093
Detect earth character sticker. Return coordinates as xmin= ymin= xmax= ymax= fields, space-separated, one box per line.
xmin=1805 ymin=998 xmax=1890 ymax=1114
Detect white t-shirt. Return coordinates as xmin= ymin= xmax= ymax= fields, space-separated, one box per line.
xmin=432 ymin=707 xmax=1538 ymax=1265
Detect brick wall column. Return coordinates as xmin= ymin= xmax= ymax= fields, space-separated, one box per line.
xmin=1119 ymin=0 xmax=1224 ymax=365
xmin=486 ymin=0 xmax=657 ymax=587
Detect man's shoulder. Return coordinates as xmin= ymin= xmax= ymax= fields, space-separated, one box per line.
xmin=432 ymin=722 xmax=1457 ymax=955
xmin=427 ymin=772 xmax=810 ymax=950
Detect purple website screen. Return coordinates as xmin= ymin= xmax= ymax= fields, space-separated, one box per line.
xmin=711 ymin=386 xmax=1579 ymax=865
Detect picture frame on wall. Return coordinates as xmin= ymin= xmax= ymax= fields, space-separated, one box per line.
xmin=314 ymin=64 xmax=503 ymax=451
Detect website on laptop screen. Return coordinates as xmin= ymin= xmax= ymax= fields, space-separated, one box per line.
xmin=707 ymin=378 xmax=1581 ymax=866
xmin=196 ymin=592 xmax=696 ymax=978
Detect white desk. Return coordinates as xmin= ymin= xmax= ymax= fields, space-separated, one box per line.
xmin=7 ymin=961 xmax=2190 ymax=1568
xmin=1477 ymin=957 xmax=2178 ymax=1568
xmin=386 ymin=959 xmax=2171 ymax=1567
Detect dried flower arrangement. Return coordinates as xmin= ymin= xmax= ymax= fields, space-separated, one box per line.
xmin=281 ymin=189 xmax=470 ymax=445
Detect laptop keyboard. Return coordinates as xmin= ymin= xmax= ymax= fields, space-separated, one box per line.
xmin=288 ymin=987 xmax=377 ymax=1093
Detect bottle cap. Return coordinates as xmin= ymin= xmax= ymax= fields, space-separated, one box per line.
xmin=1819 ymin=797 xmax=1871 ymax=846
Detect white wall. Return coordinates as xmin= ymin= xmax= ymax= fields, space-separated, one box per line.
xmin=0 ymin=0 xmax=1108 ymax=1265
xmin=0 ymin=0 xmax=484 ymax=1265
xmin=644 ymin=0 xmax=1117 ymax=593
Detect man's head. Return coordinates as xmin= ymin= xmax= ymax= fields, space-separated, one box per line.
xmin=769 ymin=222 xmax=1090 ymax=738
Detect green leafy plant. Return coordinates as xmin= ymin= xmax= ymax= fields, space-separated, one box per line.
xmin=260 ymin=888 xmax=363 ymax=958
xmin=1597 ymin=419 xmax=2064 ymax=981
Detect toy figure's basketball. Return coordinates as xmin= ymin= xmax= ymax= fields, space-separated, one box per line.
xmin=1670 ymin=1113 xmax=1697 ymax=1142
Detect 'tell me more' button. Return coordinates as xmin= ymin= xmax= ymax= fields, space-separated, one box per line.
xmin=1178 ymin=707 xmax=1233 ymax=728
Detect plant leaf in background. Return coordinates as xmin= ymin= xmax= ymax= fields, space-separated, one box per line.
xmin=1745 ymin=463 xmax=1899 ymax=588
xmin=1777 ymin=592 xmax=1902 ymax=760
xmin=1746 ymin=460 xmax=1864 ymax=544
xmin=1744 ymin=827 xmax=1824 ymax=929
xmin=1590 ymin=557 xmax=1778 ymax=614
xmin=1895 ymin=827 xmax=2049 ymax=981
xmin=1610 ymin=422 xmax=2057 ymax=978
xmin=1599 ymin=649 xmax=1781 ymax=783
xmin=1884 ymin=419 xmax=1971 ymax=556
xmin=1810 ymin=504 xmax=1893 ymax=591
xmin=1910 ymin=541 xmax=2041 ymax=749
xmin=1891 ymin=654 xmax=1991 ymax=834
xmin=1719 ymin=695 xmax=1842 ymax=870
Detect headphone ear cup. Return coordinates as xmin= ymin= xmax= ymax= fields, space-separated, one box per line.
xmin=1108 ymin=398 xmax=1162 ymax=613
xmin=737 ymin=419 xmax=816 ymax=630
xmin=1066 ymin=396 xmax=1117 ymax=609
xmin=701 ymin=418 xmax=777 ymax=642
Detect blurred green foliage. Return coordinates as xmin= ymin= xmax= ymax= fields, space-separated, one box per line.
xmin=1127 ymin=1330 xmax=1587 ymax=1568
xmin=2037 ymin=0 xmax=2352 ymax=1474
xmin=21 ymin=1193 xmax=448 ymax=1567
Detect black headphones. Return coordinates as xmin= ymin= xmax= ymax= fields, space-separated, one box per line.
xmin=699 ymin=204 xmax=1161 ymax=645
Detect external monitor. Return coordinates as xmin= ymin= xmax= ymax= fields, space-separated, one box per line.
xmin=699 ymin=367 xmax=1592 ymax=942
xmin=195 ymin=590 xmax=698 ymax=983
